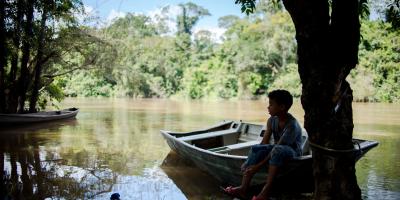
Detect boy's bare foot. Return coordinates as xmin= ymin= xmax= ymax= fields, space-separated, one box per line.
xmin=221 ymin=186 xmax=247 ymax=199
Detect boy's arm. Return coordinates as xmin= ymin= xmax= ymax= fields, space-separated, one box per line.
xmin=254 ymin=123 xmax=298 ymax=169
xmin=260 ymin=117 xmax=272 ymax=144
xmin=248 ymin=122 xmax=300 ymax=173
xmin=247 ymin=150 xmax=272 ymax=173
xmin=246 ymin=118 xmax=272 ymax=173
xmin=278 ymin=123 xmax=298 ymax=146
xmin=253 ymin=123 xmax=288 ymax=171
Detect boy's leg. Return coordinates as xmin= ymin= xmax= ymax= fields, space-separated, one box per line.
xmin=254 ymin=145 xmax=296 ymax=199
xmin=225 ymin=145 xmax=273 ymax=197
xmin=240 ymin=166 xmax=257 ymax=192
xmin=255 ymin=165 xmax=278 ymax=199
xmin=224 ymin=169 xmax=255 ymax=198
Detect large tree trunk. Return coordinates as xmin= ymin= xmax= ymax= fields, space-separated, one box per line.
xmin=0 ymin=0 xmax=6 ymax=113
xmin=282 ymin=0 xmax=361 ymax=199
xmin=29 ymin=4 xmax=48 ymax=112
xmin=17 ymin=0 xmax=34 ymax=113
xmin=7 ymin=0 xmax=24 ymax=113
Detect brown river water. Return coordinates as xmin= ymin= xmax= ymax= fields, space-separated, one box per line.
xmin=0 ymin=98 xmax=399 ymax=199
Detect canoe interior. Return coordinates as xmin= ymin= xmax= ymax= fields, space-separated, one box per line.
xmin=167 ymin=120 xmax=378 ymax=159
xmin=168 ymin=121 xmax=312 ymax=157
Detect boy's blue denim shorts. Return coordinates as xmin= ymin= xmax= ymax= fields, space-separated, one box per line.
xmin=242 ymin=144 xmax=296 ymax=168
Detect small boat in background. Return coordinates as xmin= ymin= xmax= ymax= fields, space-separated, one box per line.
xmin=161 ymin=120 xmax=379 ymax=193
xmin=0 ymin=107 xmax=79 ymax=125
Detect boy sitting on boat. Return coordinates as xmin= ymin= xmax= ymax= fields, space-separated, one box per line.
xmin=223 ymin=89 xmax=303 ymax=200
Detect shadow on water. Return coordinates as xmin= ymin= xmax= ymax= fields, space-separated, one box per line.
xmin=0 ymin=119 xmax=118 ymax=199
xmin=160 ymin=151 xmax=313 ymax=200
xmin=0 ymin=118 xmax=79 ymax=132
xmin=160 ymin=151 xmax=230 ymax=200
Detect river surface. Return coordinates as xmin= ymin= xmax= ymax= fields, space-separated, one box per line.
xmin=0 ymin=98 xmax=399 ymax=200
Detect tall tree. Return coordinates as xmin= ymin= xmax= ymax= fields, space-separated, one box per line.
xmin=0 ymin=0 xmax=105 ymax=113
xmin=29 ymin=0 xmax=84 ymax=112
xmin=29 ymin=0 xmax=49 ymax=112
xmin=236 ymin=0 xmax=365 ymax=199
xmin=218 ymin=15 xmax=240 ymax=29
xmin=373 ymin=0 xmax=400 ymax=30
xmin=176 ymin=2 xmax=211 ymax=35
xmin=7 ymin=0 xmax=24 ymax=113
xmin=384 ymin=0 xmax=400 ymax=29
xmin=284 ymin=0 xmax=361 ymax=198
xmin=17 ymin=0 xmax=35 ymax=113
xmin=0 ymin=0 xmax=6 ymax=113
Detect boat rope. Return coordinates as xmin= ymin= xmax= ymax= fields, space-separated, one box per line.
xmin=333 ymin=86 xmax=348 ymax=114
xmin=309 ymin=140 xmax=363 ymax=154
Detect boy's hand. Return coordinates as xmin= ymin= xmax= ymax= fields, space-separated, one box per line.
xmin=241 ymin=162 xmax=247 ymax=172
xmin=244 ymin=165 xmax=261 ymax=176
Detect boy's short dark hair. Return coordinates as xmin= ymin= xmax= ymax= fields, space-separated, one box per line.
xmin=268 ymin=90 xmax=293 ymax=110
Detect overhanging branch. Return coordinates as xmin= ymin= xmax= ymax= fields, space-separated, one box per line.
xmin=43 ymin=55 xmax=98 ymax=79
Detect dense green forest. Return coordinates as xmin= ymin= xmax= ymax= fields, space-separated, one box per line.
xmin=56 ymin=2 xmax=398 ymax=102
xmin=1 ymin=1 xmax=398 ymax=114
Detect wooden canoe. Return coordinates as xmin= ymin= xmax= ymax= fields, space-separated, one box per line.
xmin=161 ymin=120 xmax=378 ymax=192
xmin=0 ymin=107 xmax=79 ymax=125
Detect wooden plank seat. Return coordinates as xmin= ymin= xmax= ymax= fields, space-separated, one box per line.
xmin=178 ymin=129 xmax=239 ymax=142
xmin=209 ymin=140 xmax=260 ymax=153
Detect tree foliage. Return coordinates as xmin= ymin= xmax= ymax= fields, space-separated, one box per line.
xmin=0 ymin=0 xmax=111 ymax=113
xmin=351 ymin=20 xmax=400 ymax=102
xmin=2 ymin=1 xmax=393 ymax=107
xmin=58 ymin=2 xmax=399 ymax=103
xmin=176 ymin=2 xmax=211 ymax=35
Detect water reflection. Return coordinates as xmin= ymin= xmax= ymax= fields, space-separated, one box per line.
xmin=0 ymin=119 xmax=118 ymax=199
xmin=353 ymin=103 xmax=400 ymax=200
xmin=161 ymin=151 xmax=230 ymax=200
xmin=0 ymin=110 xmax=186 ymax=199
xmin=0 ymin=99 xmax=399 ymax=199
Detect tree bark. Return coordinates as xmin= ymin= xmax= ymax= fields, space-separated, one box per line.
xmin=29 ymin=3 xmax=48 ymax=112
xmin=282 ymin=0 xmax=361 ymax=199
xmin=0 ymin=0 xmax=6 ymax=113
xmin=7 ymin=0 xmax=25 ymax=113
xmin=17 ymin=0 xmax=34 ymax=113
xmin=9 ymin=0 xmax=24 ymax=82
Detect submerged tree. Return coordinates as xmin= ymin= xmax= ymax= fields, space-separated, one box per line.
xmin=235 ymin=0 xmax=396 ymax=199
